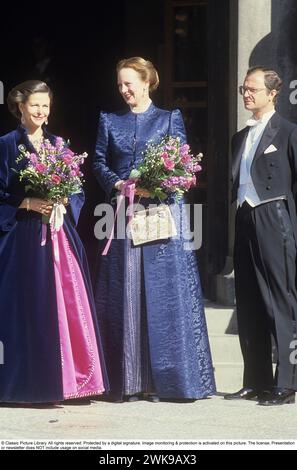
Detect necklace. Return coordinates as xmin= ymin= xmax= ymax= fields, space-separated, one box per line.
xmin=28 ymin=134 xmax=44 ymax=151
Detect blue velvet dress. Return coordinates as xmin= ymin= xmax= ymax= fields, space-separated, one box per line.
xmin=93 ymin=103 xmax=216 ymax=400
xmin=0 ymin=125 xmax=108 ymax=403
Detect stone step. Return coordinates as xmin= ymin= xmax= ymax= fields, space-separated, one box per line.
xmin=205 ymin=302 xmax=238 ymax=335
xmin=208 ymin=334 xmax=243 ymax=364
xmin=204 ymin=302 xmax=244 ymax=391
xmin=213 ymin=363 xmax=243 ymax=393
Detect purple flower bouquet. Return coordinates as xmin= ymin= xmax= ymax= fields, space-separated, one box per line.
xmin=16 ymin=137 xmax=87 ymax=204
xmin=129 ymin=136 xmax=202 ymax=201
xmin=16 ymin=138 xmax=87 ymax=227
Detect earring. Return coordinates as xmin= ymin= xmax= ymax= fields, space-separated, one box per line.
xmin=21 ymin=113 xmax=25 ymax=125
xmin=45 ymin=119 xmax=48 ymax=125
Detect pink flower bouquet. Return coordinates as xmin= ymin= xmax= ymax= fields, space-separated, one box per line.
xmin=16 ymin=137 xmax=87 ymax=203
xmin=129 ymin=136 xmax=202 ymax=201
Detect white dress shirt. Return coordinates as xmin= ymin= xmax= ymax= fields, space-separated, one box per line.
xmin=237 ymin=109 xmax=276 ymax=207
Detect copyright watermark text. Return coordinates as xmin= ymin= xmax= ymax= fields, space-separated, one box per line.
xmin=0 ymin=341 xmax=4 ymax=364
xmin=94 ymin=201 xmax=203 ymax=251
xmin=0 ymin=81 xmax=3 ymax=105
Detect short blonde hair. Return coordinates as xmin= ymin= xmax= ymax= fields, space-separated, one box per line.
xmin=116 ymin=57 xmax=159 ymax=92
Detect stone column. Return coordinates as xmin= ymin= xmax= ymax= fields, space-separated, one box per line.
xmin=216 ymin=0 xmax=272 ymax=305
xmin=249 ymin=0 xmax=297 ymax=122
xmin=237 ymin=0 xmax=272 ymax=128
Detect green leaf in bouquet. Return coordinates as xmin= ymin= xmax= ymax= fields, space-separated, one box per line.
xmin=153 ymin=187 xmax=167 ymax=200
xmin=172 ymin=169 xmax=185 ymax=176
xmin=129 ymin=169 xmax=141 ymax=179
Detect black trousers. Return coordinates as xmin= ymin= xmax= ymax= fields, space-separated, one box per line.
xmin=234 ymin=200 xmax=297 ymax=390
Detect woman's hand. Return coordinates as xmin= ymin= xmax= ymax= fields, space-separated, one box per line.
xmin=114 ymin=180 xmax=125 ymax=191
xmin=61 ymin=196 xmax=69 ymax=205
xmin=135 ymin=187 xmax=151 ymax=198
xmin=19 ymin=197 xmax=53 ymax=216
xmin=114 ymin=181 xmax=151 ymax=198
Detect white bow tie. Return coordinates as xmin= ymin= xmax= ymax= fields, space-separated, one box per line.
xmin=246 ymin=118 xmax=262 ymax=127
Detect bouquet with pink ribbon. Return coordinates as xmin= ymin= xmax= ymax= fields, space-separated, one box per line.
xmin=17 ymin=138 xmax=87 ymax=233
xmin=102 ymin=136 xmax=202 ymax=255
xmin=129 ymin=135 xmax=203 ymax=201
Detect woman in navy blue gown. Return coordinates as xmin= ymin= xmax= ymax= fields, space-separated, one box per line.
xmin=0 ymin=80 xmax=108 ymax=403
xmin=93 ymin=57 xmax=216 ymax=402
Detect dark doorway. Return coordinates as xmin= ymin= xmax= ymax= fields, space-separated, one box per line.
xmin=0 ymin=0 xmax=230 ymax=297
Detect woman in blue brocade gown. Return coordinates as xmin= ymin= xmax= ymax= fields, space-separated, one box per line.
xmin=0 ymin=80 xmax=108 ymax=403
xmin=93 ymin=57 xmax=216 ymax=402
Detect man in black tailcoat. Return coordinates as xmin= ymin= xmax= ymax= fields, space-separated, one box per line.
xmin=225 ymin=66 xmax=297 ymax=406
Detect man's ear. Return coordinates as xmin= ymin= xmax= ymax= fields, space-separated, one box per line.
xmin=270 ymin=89 xmax=277 ymax=101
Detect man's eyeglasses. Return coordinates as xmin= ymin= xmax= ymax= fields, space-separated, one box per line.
xmin=238 ymin=86 xmax=267 ymax=96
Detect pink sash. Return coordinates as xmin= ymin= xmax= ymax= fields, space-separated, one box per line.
xmin=102 ymin=181 xmax=135 ymax=255
xmin=51 ymin=227 xmax=105 ymax=398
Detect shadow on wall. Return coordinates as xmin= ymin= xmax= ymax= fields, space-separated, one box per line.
xmin=248 ymin=0 xmax=297 ymax=123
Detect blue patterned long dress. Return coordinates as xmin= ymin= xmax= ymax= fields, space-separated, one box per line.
xmin=93 ymin=103 xmax=216 ymax=401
